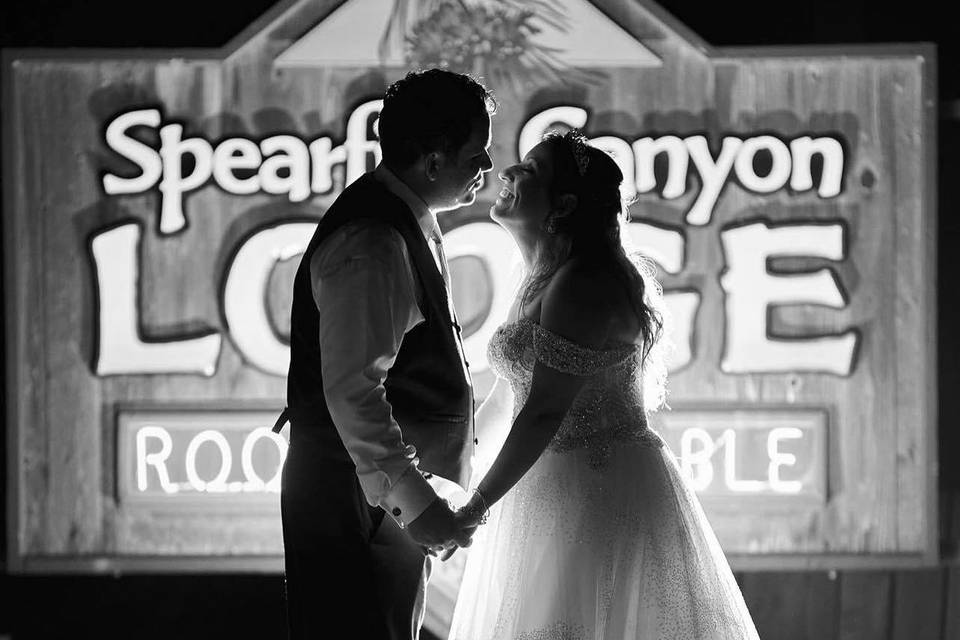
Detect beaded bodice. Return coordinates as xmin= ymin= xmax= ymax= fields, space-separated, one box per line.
xmin=487 ymin=318 xmax=662 ymax=468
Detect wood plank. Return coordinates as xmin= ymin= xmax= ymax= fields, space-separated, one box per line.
xmin=839 ymin=571 xmax=893 ymax=640
xmin=802 ymin=571 xmax=841 ymax=640
xmin=890 ymin=569 xmax=944 ymax=640
xmin=702 ymin=58 xmax=923 ymax=556
xmin=944 ymin=567 xmax=960 ymax=640
xmin=892 ymin=61 xmax=936 ymax=555
xmin=740 ymin=571 xmax=839 ymax=640
xmin=741 ymin=572 xmax=804 ymax=640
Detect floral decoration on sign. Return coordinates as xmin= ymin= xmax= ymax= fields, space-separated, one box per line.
xmin=381 ymin=0 xmax=603 ymax=93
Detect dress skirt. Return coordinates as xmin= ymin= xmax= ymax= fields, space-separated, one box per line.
xmin=448 ymin=436 xmax=760 ymax=640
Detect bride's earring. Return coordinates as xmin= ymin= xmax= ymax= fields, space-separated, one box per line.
xmin=544 ymin=217 xmax=558 ymax=234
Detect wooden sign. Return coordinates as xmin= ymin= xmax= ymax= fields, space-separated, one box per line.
xmin=3 ymin=0 xmax=937 ymax=583
xmin=657 ymin=408 xmax=828 ymax=504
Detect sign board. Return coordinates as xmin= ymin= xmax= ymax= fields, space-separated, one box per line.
xmin=116 ymin=409 xmax=287 ymax=509
xmin=658 ymin=408 xmax=827 ymax=504
xmin=4 ymin=0 xmax=937 ymax=588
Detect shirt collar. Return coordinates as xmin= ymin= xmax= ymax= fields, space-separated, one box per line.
xmin=374 ymin=163 xmax=440 ymax=241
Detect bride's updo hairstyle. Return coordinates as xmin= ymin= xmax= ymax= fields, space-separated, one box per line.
xmin=522 ymin=129 xmax=669 ymax=409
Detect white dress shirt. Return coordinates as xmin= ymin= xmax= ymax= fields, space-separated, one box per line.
xmin=311 ymin=164 xmax=450 ymax=527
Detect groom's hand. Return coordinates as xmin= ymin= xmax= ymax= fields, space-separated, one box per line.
xmin=406 ymin=497 xmax=473 ymax=553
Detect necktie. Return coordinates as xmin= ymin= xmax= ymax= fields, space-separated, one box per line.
xmin=431 ymin=230 xmax=460 ymax=329
xmin=431 ymin=231 xmax=452 ymax=290
xmin=432 ymin=231 xmax=471 ymax=376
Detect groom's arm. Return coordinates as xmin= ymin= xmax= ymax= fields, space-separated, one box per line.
xmin=313 ymin=221 xmax=438 ymax=528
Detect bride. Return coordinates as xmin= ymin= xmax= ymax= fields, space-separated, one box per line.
xmin=447 ymin=131 xmax=760 ymax=640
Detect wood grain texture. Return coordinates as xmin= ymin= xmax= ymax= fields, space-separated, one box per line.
xmin=3 ymin=0 xmax=937 ymax=565
xmin=890 ymin=569 xmax=945 ymax=640
xmin=839 ymin=571 xmax=893 ymax=640
xmin=741 ymin=571 xmax=839 ymax=640
xmin=740 ymin=569 xmax=957 ymax=640
xmin=943 ymin=567 xmax=960 ymax=640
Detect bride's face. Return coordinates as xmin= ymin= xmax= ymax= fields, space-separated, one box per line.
xmin=490 ymin=141 xmax=556 ymax=234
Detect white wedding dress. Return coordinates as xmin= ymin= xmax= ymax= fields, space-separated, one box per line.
xmin=448 ymin=318 xmax=760 ymax=640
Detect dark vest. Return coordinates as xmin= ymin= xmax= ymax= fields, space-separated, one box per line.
xmin=283 ymin=172 xmax=474 ymax=489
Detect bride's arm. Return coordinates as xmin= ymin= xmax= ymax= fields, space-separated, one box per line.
xmin=462 ymin=262 xmax=614 ymax=518
xmin=470 ymin=376 xmax=513 ymax=483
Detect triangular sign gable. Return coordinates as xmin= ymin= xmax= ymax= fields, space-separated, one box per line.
xmin=275 ymin=0 xmax=661 ymax=68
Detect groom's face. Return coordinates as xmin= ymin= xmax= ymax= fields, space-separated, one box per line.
xmin=430 ymin=116 xmax=493 ymax=213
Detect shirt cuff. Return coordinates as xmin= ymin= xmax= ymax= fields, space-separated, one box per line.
xmin=380 ymin=465 xmax=438 ymax=528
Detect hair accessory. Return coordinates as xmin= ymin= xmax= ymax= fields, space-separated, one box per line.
xmin=568 ymin=130 xmax=591 ymax=176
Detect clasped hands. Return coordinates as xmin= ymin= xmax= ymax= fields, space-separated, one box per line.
xmin=407 ymin=494 xmax=488 ymax=560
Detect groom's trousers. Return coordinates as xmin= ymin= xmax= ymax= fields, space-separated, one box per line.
xmin=280 ymin=429 xmax=432 ymax=640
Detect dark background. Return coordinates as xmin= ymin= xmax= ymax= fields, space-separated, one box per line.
xmin=1 ymin=0 xmax=956 ymax=637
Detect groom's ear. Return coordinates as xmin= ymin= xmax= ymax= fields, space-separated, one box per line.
xmin=424 ymin=151 xmax=443 ymax=182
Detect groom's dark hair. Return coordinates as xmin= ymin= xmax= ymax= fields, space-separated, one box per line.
xmin=378 ymin=68 xmax=497 ymax=169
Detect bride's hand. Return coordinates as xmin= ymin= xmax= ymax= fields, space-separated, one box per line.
xmin=432 ymin=511 xmax=479 ymax=561
xmin=453 ymin=507 xmax=482 ymax=532
xmin=454 ymin=488 xmax=490 ymax=532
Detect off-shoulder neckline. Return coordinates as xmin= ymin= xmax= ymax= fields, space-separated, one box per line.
xmin=503 ymin=316 xmax=644 ymax=353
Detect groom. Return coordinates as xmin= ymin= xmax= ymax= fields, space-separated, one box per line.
xmin=276 ymin=69 xmax=496 ymax=639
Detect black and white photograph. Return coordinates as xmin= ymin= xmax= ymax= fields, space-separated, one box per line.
xmin=1 ymin=0 xmax=957 ymax=638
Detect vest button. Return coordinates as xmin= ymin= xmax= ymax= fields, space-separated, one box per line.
xmin=392 ymin=507 xmax=401 ymax=517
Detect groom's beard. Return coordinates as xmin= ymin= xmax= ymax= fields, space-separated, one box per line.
xmin=434 ymin=175 xmax=484 ymax=212
xmin=459 ymin=177 xmax=484 ymax=205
